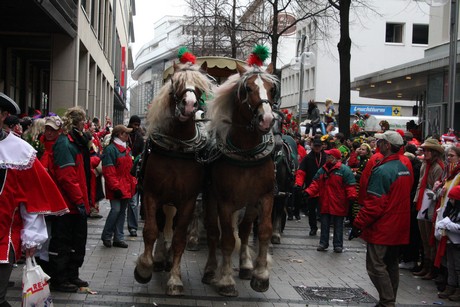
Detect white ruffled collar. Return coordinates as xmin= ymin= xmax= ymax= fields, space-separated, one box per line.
xmin=0 ymin=132 xmax=36 ymax=170
xmin=114 ymin=137 xmax=127 ymax=148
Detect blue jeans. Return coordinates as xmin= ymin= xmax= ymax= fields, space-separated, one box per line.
xmin=319 ymin=214 xmax=344 ymax=249
xmin=102 ymin=198 xmax=129 ymax=242
xmin=127 ymin=192 xmax=139 ymax=231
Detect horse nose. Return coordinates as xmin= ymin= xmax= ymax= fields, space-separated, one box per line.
xmin=259 ymin=112 xmax=274 ymax=131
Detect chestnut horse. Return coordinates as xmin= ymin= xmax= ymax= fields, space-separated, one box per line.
xmin=134 ymin=62 xmax=213 ymax=296
xmin=202 ymin=63 xmax=279 ymax=296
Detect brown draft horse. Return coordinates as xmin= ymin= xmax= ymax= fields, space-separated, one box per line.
xmin=134 ymin=62 xmax=213 ymax=296
xmin=202 ymin=63 xmax=279 ymax=296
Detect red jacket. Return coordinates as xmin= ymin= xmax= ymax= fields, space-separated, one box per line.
xmin=52 ymin=133 xmax=91 ymax=215
xmin=102 ymin=143 xmax=136 ymax=200
xmin=353 ymin=154 xmax=413 ymax=245
xmin=306 ymin=161 xmax=357 ymax=216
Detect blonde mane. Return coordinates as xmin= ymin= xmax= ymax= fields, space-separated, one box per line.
xmin=146 ymin=63 xmax=213 ymax=136
xmin=208 ymin=66 xmax=279 ymax=141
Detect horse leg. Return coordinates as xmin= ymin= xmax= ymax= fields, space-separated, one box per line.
xmin=202 ymin=191 xmax=219 ymax=285
xmin=134 ymin=192 xmax=158 ymax=284
xmin=250 ymin=194 xmax=273 ymax=293
xmin=216 ymin=206 xmax=238 ymax=297
xmin=166 ymin=199 xmax=195 ymax=296
xmin=239 ymin=208 xmax=256 ymax=280
xmin=186 ymin=196 xmax=202 ymax=251
xmin=271 ymin=196 xmax=282 ymax=244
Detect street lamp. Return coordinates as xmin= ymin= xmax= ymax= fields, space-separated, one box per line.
xmin=290 ymin=36 xmax=315 ymax=124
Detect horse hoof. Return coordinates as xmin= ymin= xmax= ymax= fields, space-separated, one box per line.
xmin=250 ymin=277 xmax=269 ymax=292
xmin=166 ymin=284 xmax=184 ymax=296
xmin=271 ymin=235 xmax=281 ymax=244
xmin=218 ymin=285 xmax=238 ymax=297
xmin=201 ymin=272 xmax=215 ymax=285
xmin=134 ymin=267 xmax=152 ymax=284
xmin=239 ymin=268 xmax=252 ymax=280
xmin=153 ymin=261 xmax=165 ymax=272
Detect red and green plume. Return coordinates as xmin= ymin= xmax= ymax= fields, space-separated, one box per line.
xmin=177 ymin=46 xmax=196 ymax=64
xmin=247 ymin=45 xmax=270 ymax=67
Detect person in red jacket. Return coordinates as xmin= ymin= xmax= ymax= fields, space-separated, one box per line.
xmin=352 ymin=130 xmax=414 ymax=307
xmin=306 ymin=148 xmax=357 ymax=253
xmin=101 ymin=125 xmax=137 ymax=248
xmin=48 ymin=106 xmax=92 ymax=293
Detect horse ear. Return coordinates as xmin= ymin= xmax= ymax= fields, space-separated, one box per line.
xmin=200 ymin=61 xmax=208 ymax=72
xmin=236 ymin=63 xmax=247 ymax=75
xmin=266 ymin=63 xmax=274 ymax=74
xmin=173 ymin=62 xmax=180 ymax=72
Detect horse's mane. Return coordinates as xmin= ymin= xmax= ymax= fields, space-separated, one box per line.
xmin=208 ymin=66 xmax=279 ymax=141
xmin=146 ymin=63 xmax=213 ymax=136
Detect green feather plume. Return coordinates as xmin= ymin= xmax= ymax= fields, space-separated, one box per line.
xmin=177 ymin=46 xmax=189 ymax=59
xmin=252 ymin=45 xmax=270 ymax=61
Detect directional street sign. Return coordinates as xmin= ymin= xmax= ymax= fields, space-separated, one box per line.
xmin=392 ymin=106 xmax=401 ymax=116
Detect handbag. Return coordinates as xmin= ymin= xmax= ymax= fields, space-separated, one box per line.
xmin=22 ymin=256 xmax=54 ymax=307
xmin=417 ymin=188 xmax=436 ymax=221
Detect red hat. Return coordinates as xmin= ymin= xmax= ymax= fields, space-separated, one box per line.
xmin=448 ymin=185 xmax=460 ymax=201
xmin=324 ymin=148 xmax=342 ymax=160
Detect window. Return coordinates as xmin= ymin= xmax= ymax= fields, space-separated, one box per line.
xmin=412 ymin=24 xmax=429 ymax=44
xmin=385 ymin=23 xmax=404 ymax=43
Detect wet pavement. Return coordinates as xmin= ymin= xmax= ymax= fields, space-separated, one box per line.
xmin=6 ymin=199 xmax=460 ymax=306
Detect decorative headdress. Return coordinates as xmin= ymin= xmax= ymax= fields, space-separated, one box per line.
xmin=177 ymin=46 xmax=196 ymax=64
xmin=247 ymin=45 xmax=270 ymax=67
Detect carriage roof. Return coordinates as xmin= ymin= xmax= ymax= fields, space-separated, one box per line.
xmin=163 ymin=56 xmax=247 ymax=84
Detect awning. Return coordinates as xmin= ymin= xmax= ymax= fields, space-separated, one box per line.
xmin=163 ymin=56 xmax=247 ymax=81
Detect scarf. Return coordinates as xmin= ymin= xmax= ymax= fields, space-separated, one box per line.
xmin=114 ymin=137 xmax=127 ymax=148
xmin=416 ymin=159 xmax=444 ymax=211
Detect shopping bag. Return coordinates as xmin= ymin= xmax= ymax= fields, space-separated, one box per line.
xmin=417 ymin=189 xmax=436 ymax=221
xmin=22 ymin=256 xmax=54 ymax=307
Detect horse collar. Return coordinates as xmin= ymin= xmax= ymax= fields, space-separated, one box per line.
xmin=217 ymin=132 xmax=275 ymax=164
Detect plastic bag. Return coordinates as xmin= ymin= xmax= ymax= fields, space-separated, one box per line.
xmin=22 ymin=256 xmax=54 ymax=307
xmin=417 ymin=189 xmax=436 ymax=221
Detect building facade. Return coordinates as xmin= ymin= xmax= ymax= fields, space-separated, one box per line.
xmin=280 ymin=0 xmax=430 ymax=120
xmin=0 ymin=0 xmax=134 ymax=124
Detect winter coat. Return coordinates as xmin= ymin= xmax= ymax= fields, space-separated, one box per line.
xmin=306 ymin=161 xmax=357 ymax=216
xmin=52 ymin=132 xmax=91 ymax=215
xmin=353 ymin=154 xmax=413 ymax=245
xmin=102 ymin=142 xmax=136 ymax=200
xmin=295 ymin=150 xmax=326 ymax=189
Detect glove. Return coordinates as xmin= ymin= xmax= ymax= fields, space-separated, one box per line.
xmin=113 ymin=189 xmax=123 ymax=199
xmin=446 ymin=221 xmax=460 ymax=231
xmin=348 ymin=226 xmax=362 ymax=240
xmin=437 ymin=217 xmax=452 ymax=229
xmin=76 ymin=204 xmax=87 ymax=217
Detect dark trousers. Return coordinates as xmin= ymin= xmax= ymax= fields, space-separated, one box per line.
xmin=307 ymin=197 xmax=319 ymax=231
xmin=0 ymin=245 xmax=14 ymax=305
xmin=48 ymin=214 xmax=87 ymax=284
xmin=366 ymin=243 xmax=400 ymax=307
xmin=399 ymin=204 xmax=421 ymax=263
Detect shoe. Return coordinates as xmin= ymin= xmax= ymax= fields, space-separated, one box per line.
xmin=295 ymin=215 xmax=301 ymax=220
xmin=89 ymin=213 xmax=103 ymax=219
xmin=399 ymin=261 xmax=415 ymax=270
xmin=50 ymin=281 xmax=78 ymax=293
xmin=113 ymin=241 xmax=128 ymax=248
xmin=129 ymin=229 xmax=137 ymax=237
xmin=439 ymin=285 xmax=456 ymax=299
xmin=287 ymin=215 xmax=293 ymax=221
xmin=333 ymin=247 xmax=343 ymax=253
xmin=70 ymin=278 xmax=89 ymax=288
xmin=102 ymin=239 xmax=112 ymax=248
xmin=317 ymin=245 xmax=328 ymax=251
xmin=309 ymin=229 xmax=317 ymax=236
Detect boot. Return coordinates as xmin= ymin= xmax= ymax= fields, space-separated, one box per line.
xmin=439 ymin=285 xmax=456 ymax=299
xmin=421 ymin=262 xmax=437 ymax=280
xmin=449 ymin=288 xmax=460 ymax=301
xmin=413 ymin=259 xmax=429 ymax=276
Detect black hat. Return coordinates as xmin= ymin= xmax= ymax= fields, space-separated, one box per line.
xmin=312 ymin=138 xmax=322 ymax=146
xmin=0 ymin=92 xmax=20 ymax=115
xmin=129 ymin=115 xmax=141 ymax=125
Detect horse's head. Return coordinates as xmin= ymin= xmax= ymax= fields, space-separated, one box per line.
xmin=236 ymin=63 xmax=278 ymax=133
xmin=169 ymin=62 xmax=209 ymax=122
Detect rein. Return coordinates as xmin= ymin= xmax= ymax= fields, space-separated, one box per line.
xmin=169 ymin=78 xmax=202 ymax=118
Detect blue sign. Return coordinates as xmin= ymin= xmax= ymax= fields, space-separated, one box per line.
xmin=350 ymin=105 xmax=393 ymax=116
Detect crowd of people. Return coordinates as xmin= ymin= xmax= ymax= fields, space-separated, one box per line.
xmin=0 ymin=92 xmax=145 ymax=306
xmin=290 ymin=107 xmax=460 ymax=306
